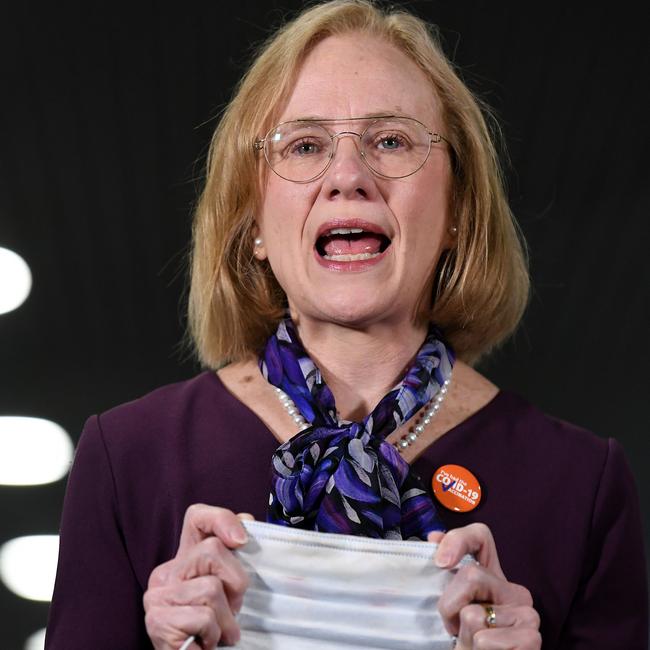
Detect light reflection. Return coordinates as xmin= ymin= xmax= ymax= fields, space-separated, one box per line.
xmin=0 ymin=417 xmax=73 ymax=485
xmin=0 ymin=535 xmax=59 ymax=601
xmin=0 ymin=247 xmax=32 ymax=314
xmin=24 ymin=628 xmax=46 ymax=650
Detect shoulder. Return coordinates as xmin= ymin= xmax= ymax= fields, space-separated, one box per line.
xmin=95 ymin=370 xmax=242 ymax=433
xmin=450 ymin=361 xmax=606 ymax=449
xmin=489 ymin=389 xmax=610 ymax=464
xmin=449 ymin=362 xmax=609 ymax=464
xmin=442 ymin=384 xmax=628 ymax=535
xmin=424 ymin=367 xmax=617 ymax=512
xmin=81 ymin=371 xmax=241 ymax=463
xmin=70 ymin=370 xmax=277 ymax=540
xmin=98 ymin=371 xmax=220 ymax=429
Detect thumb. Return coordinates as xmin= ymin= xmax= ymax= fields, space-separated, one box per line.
xmin=427 ymin=530 xmax=445 ymax=544
xmin=427 ymin=530 xmax=447 ymax=567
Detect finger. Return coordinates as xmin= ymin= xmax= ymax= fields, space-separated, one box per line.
xmin=144 ymin=604 xmax=221 ymax=650
xmin=148 ymin=556 xmax=181 ymax=589
xmin=427 ymin=530 xmax=445 ymax=544
xmin=178 ymin=576 xmax=241 ymax=645
xmin=145 ymin=575 xmax=233 ymax=613
xmin=456 ymin=604 xmax=540 ymax=648
xmin=148 ymin=536 xmax=249 ymax=611
xmin=434 ymin=523 xmax=504 ymax=577
xmin=237 ymin=512 xmax=255 ymax=521
xmin=178 ymin=504 xmax=249 ymax=553
xmin=168 ymin=537 xmax=249 ymax=613
xmin=438 ymin=564 xmax=533 ymax=634
xmin=471 ymin=626 xmax=542 ymax=650
xmin=457 ymin=603 xmax=494 ymax=648
xmin=496 ymin=604 xmax=540 ymax=630
xmin=144 ymin=577 xmax=241 ymax=646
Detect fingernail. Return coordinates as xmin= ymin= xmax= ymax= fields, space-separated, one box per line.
xmin=231 ymin=528 xmax=248 ymax=545
xmin=435 ymin=552 xmax=451 ymax=568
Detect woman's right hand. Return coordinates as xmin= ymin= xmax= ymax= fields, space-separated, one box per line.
xmin=143 ymin=504 xmax=252 ymax=649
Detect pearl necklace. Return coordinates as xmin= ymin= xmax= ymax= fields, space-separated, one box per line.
xmin=273 ymin=387 xmax=311 ymax=431
xmin=273 ymin=376 xmax=451 ymax=454
xmin=392 ymin=377 xmax=450 ymax=452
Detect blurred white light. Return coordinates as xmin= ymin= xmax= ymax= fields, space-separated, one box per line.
xmin=24 ymin=628 xmax=46 ymax=650
xmin=0 ymin=535 xmax=59 ymax=601
xmin=0 ymin=417 xmax=73 ymax=485
xmin=0 ymin=247 xmax=32 ymax=314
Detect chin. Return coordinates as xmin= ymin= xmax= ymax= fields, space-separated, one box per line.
xmin=308 ymin=293 xmax=399 ymax=328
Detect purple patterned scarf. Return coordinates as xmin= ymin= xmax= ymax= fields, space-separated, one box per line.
xmin=259 ymin=318 xmax=454 ymax=540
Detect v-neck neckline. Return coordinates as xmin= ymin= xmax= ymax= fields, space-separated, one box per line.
xmin=206 ymin=369 xmax=508 ymax=458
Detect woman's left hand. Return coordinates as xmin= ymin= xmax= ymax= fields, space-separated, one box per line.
xmin=429 ymin=524 xmax=541 ymax=649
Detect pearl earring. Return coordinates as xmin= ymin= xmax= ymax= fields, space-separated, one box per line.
xmin=448 ymin=225 xmax=458 ymax=235
xmin=254 ymin=237 xmax=263 ymax=247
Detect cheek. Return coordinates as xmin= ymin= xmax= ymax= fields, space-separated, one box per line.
xmin=390 ymin=185 xmax=449 ymax=269
xmin=413 ymin=164 xmax=451 ymax=230
xmin=393 ymin=186 xmax=448 ymax=238
xmin=259 ymin=182 xmax=317 ymax=242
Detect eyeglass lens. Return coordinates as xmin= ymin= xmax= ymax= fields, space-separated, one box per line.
xmin=264 ymin=118 xmax=433 ymax=181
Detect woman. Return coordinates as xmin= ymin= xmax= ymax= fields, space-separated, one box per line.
xmin=45 ymin=1 xmax=648 ymax=649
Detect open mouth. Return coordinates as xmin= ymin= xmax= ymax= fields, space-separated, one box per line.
xmin=315 ymin=227 xmax=392 ymax=262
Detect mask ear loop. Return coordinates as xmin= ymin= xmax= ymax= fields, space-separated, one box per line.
xmin=179 ymin=636 xmax=195 ymax=650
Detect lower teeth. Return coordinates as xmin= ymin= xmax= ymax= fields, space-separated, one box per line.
xmin=322 ymin=252 xmax=381 ymax=261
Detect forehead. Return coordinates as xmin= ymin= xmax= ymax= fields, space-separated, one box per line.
xmin=278 ymin=33 xmax=441 ymax=125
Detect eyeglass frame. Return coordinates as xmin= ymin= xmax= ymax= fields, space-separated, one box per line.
xmin=253 ymin=115 xmax=451 ymax=183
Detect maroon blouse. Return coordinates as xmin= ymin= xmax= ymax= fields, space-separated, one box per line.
xmin=45 ymin=371 xmax=648 ymax=649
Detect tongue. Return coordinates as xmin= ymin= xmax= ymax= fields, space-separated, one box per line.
xmin=322 ymin=234 xmax=384 ymax=256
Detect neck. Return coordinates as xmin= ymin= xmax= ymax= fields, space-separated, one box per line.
xmin=293 ymin=315 xmax=429 ymax=421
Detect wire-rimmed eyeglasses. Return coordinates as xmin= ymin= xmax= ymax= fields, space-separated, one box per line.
xmin=253 ymin=115 xmax=450 ymax=183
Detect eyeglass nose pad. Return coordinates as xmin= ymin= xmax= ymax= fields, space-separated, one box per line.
xmin=329 ymin=130 xmax=366 ymax=167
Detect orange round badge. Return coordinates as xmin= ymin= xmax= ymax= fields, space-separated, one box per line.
xmin=432 ymin=464 xmax=482 ymax=512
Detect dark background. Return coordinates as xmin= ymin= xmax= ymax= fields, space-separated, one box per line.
xmin=0 ymin=1 xmax=648 ymax=647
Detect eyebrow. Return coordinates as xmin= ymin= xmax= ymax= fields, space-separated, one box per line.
xmin=287 ymin=111 xmax=402 ymax=122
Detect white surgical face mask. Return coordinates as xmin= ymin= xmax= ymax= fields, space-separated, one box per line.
xmin=225 ymin=520 xmax=471 ymax=649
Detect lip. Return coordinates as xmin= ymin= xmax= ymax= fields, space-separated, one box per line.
xmin=315 ymin=218 xmax=391 ymax=240
xmin=313 ymin=245 xmax=390 ymax=271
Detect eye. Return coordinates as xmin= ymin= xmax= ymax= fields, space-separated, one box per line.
xmin=372 ymin=131 xmax=411 ymax=152
xmin=290 ymin=138 xmax=322 ymax=156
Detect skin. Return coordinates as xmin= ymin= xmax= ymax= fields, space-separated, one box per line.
xmin=254 ymin=32 xmax=453 ymax=419
xmin=143 ymin=33 xmax=541 ymax=649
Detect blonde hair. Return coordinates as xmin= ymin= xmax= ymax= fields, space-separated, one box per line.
xmin=187 ymin=0 xmax=529 ymax=367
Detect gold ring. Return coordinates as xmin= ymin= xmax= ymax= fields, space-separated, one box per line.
xmin=483 ymin=603 xmax=497 ymax=628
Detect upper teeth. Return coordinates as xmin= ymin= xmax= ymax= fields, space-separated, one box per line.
xmin=325 ymin=227 xmax=364 ymax=236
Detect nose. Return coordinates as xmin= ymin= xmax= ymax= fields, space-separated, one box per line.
xmin=320 ymin=132 xmax=377 ymax=200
